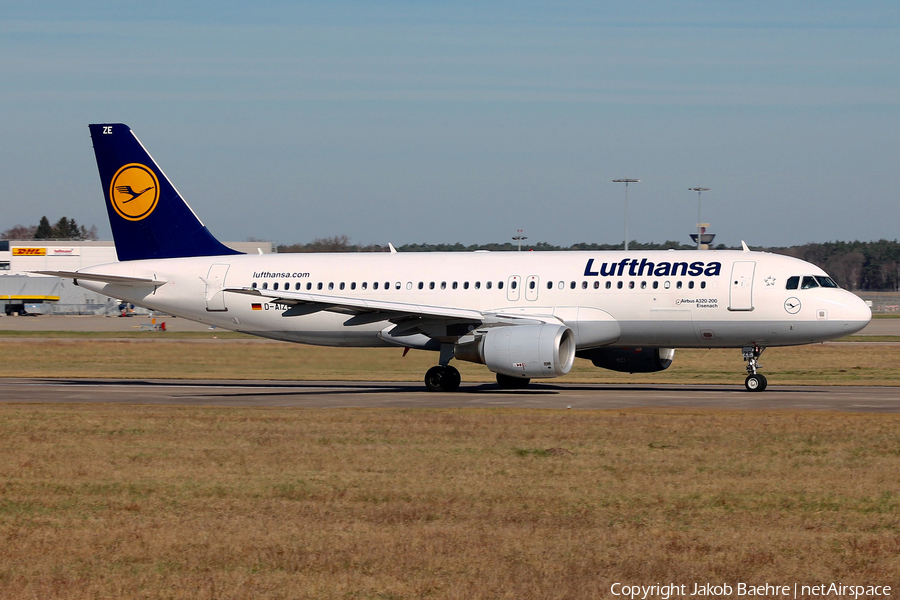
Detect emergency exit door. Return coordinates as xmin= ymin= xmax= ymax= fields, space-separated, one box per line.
xmin=525 ymin=275 xmax=540 ymax=301
xmin=507 ymin=275 xmax=521 ymax=301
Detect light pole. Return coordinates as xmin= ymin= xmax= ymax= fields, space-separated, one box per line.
xmin=613 ymin=179 xmax=639 ymax=251
xmin=512 ymin=229 xmax=527 ymax=252
xmin=689 ymin=187 xmax=710 ymax=250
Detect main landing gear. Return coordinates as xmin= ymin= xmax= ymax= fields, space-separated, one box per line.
xmin=424 ymin=344 xmax=461 ymax=392
xmin=742 ymin=345 xmax=767 ymax=392
xmin=424 ymin=368 xmax=531 ymax=392
xmin=424 ymin=365 xmax=461 ymax=392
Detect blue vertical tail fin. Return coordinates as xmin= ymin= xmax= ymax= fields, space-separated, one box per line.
xmin=89 ymin=123 xmax=241 ymax=261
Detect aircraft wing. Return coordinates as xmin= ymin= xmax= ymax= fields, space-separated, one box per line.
xmin=225 ymin=287 xmax=553 ymax=326
xmin=32 ymin=270 xmax=166 ymax=287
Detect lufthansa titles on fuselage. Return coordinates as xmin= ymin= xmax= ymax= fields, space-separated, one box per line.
xmin=583 ymin=258 xmax=722 ymax=278
xmin=252 ymin=271 xmax=310 ymax=279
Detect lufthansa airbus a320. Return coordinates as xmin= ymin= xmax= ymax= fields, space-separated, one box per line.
xmin=39 ymin=124 xmax=871 ymax=392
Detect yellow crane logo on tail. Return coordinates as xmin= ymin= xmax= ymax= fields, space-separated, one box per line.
xmin=110 ymin=163 xmax=159 ymax=221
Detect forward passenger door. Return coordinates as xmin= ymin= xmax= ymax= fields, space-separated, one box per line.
xmin=728 ymin=261 xmax=755 ymax=311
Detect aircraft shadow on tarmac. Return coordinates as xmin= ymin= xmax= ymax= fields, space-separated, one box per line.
xmin=39 ymin=378 xmax=559 ymax=397
xmin=37 ymin=378 xmax=821 ymax=397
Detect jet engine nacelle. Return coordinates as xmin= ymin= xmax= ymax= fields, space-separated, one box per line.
xmin=455 ymin=324 xmax=576 ymax=379
xmin=577 ymin=347 xmax=675 ymax=373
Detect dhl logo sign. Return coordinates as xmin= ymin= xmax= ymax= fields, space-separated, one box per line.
xmin=12 ymin=247 xmax=47 ymax=256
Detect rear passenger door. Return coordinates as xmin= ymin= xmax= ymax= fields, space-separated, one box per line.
xmin=205 ymin=264 xmax=230 ymax=312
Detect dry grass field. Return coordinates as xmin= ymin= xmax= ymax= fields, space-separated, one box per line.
xmin=0 ymin=406 xmax=898 ymax=599
xmin=1 ymin=334 xmax=899 ymax=598
xmin=0 ymin=336 xmax=899 ymax=386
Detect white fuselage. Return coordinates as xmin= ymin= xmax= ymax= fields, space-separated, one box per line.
xmin=75 ymin=249 xmax=871 ymax=350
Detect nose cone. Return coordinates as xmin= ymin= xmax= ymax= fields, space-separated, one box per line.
xmin=842 ymin=293 xmax=872 ymax=335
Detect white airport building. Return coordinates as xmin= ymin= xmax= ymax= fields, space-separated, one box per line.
xmin=0 ymin=240 xmax=274 ymax=316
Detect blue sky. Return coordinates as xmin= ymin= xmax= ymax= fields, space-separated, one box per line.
xmin=1 ymin=1 xmax=898 ymax=247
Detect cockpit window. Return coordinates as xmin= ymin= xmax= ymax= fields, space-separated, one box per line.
xmin=801 ymin=276 xmax=819 ymax=289
xmin=786 ymin=276 xmax=799 ymax=290
xmin=815 ymin=276 xmax=839 ymax=288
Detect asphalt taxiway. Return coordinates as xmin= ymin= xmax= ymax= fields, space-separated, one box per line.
xmin=2 ymin=378 xmax=899 ymax=412
xmin=2 ymin=316 xmax=898 ymax=411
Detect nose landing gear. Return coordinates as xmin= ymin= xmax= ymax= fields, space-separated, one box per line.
xmin=742 ymin=345 xmax=767 ymax=392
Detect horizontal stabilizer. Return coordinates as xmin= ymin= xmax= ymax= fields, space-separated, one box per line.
xmin=32 ymin=271 xmax=166 ymax=287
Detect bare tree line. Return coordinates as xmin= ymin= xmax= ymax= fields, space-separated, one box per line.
xmin=5 ymin=221 xmax=894 ymax=290
xmin=2 ymin=216 xmax=98 ymax=241
xmin=277 ymin=237 xmax=900 ymax=291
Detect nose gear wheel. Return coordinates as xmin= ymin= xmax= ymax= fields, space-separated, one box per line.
xmin=742 ymin=345 xmax=767 ymax=392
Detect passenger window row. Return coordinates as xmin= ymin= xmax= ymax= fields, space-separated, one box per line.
xmin=251 ymin=280 xmax=506 ymax=292
xmin=249 ymin=278 xmax=708 ymax=292
xmin=545 ymin=280 xmax=707 ymax=290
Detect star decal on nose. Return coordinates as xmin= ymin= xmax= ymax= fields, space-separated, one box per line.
xmin=764 ymin=276 xmax=776 ymax=286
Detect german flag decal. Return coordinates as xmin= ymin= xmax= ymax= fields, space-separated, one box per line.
xmin=251 ymin=303 xmax=262 ymax=311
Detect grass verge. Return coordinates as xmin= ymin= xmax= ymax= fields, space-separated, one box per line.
xmin=1 ymin=339 xmax=899 ymax=385
xmin=0 ymin=330 xmax=255 ymax=339
xmin=0 ymin=406 xmax=898 ymax=599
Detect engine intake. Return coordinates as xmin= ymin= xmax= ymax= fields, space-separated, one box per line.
xmin=455 ymin=324 xmax=576 ymax=379
xmin=577 ymin=347 xmax=675 ymax=373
